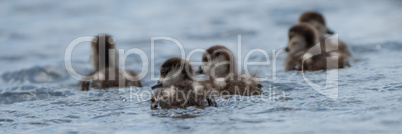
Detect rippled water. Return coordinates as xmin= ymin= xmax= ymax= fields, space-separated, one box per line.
xmin=1 ymin=0 xmax=402 ymax=133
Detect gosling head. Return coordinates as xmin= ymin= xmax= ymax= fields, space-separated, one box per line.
xmin=91 ymin=34 xmax=119 ymax=71
xmin=151 ymin=57 xmax=194 ymax=89
xmin=196 ymin=45 xmax=236 ymax=77
xmin=298 ymin=11 xmax=334 ymax=36
xmin=285 ymin=23 xmax=319 ymax=54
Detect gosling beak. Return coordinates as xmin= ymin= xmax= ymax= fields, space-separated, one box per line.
xmin=151 ymin=80 xmax=163 ymax=90
xmin=326 ymin=28 xmax=335 ymax=35
xmin=151 ymin=101 xmax=158 ymax=110
xmin=195 ymin=66 xmax=203 ymax=75
xmin=284 ymin=47 xmax=290 ymax=52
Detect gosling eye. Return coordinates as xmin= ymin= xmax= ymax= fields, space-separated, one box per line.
xmin=161 ymin=69 xmax=169 ymax=77
xmin=202 ymin=57 xmax=208 ymax=62
xmin=289 ymin=33 xmax=295 ymax=39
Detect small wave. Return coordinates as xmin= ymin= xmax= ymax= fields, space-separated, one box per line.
xmin=25 ymin=122 xmax=49 ymax=126
xmin=380 ymin=42 xmax=402 ymax=50
xmin=383 ymin=83 xmax=402 ymax=91
xmin=230 ymin=118 xmax=273 ymax=123
xmin=252 ymin=107 xmax=300 ymax=114
xmin=343 ymin=98 xmax=363 ymax=104
xmin=92 ymin=112 xmax=125 ymax=119
xmin=269 ymin=82 xmax=299 ymax=91
xmin=0 ymin=119 xmax=14 ymax=122
xmin=150 ymin=107 xmax=205 ymax=118
xmin=1 ymin=66 xmax=69 ymax=84
xmin=0 ymin=87 xmax=74 ymax=104
xmin=48 ymin=119 xmax=73 ymax=124
xmin=365 ymin=106 xmax=382 ymax=111
xmin=64 ymin=115 xmax=80 ymax=119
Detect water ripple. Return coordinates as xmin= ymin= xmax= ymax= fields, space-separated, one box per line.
xmin=1 ymin=66 xmax=69 ymax=84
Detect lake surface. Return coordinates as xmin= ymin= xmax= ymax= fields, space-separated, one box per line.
xmin=1 ymin=0 xmax=402 ymax=133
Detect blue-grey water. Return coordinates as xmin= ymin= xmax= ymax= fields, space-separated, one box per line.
xmin=1 ymin=0 xmax=402 ymax=133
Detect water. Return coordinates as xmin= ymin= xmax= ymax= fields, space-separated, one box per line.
xmin=1 ymin=0 xmax=402 ymax=133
